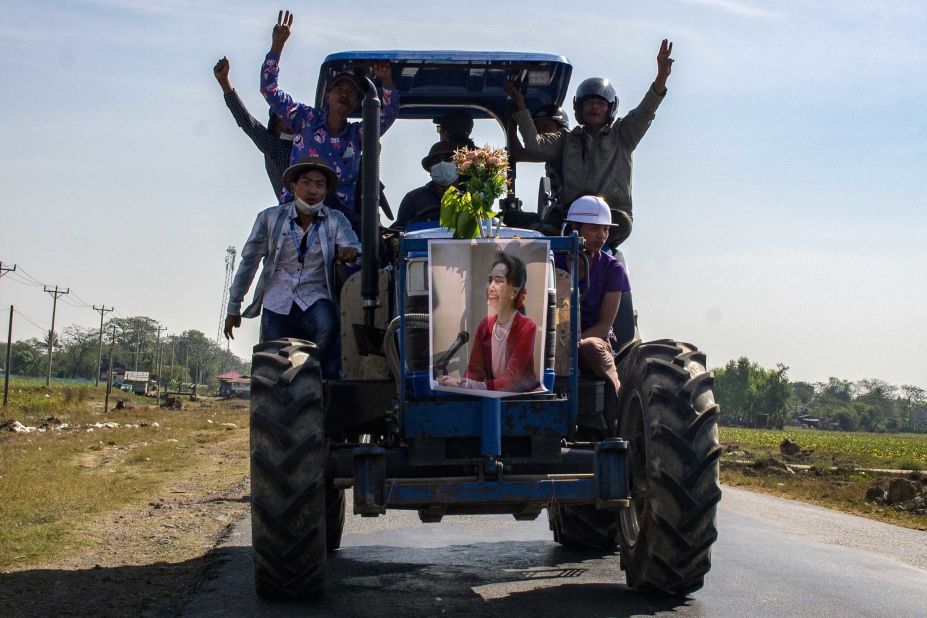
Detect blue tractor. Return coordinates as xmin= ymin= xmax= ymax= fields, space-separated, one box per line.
xmin=248 ymin=51 xmax=721 ymax=600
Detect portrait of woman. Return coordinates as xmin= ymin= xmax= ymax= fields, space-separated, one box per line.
xmin=437 ymin=252 xmax=539 ymax=392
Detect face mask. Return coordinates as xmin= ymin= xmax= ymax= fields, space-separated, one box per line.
xmin=294 ymin=196 xmax=322 ymax=216
xmin=429 ymin=161 xmax=459 ymax=186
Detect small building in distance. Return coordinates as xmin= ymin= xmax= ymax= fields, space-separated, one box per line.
xmin=124 ymin=370 xmax=151 ymax=395
xmin=218 ymin=370 xmax=250 ymax=398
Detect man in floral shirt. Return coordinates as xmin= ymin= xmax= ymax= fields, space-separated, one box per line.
xmin=260 ymin=10 xmax=399 ymax=230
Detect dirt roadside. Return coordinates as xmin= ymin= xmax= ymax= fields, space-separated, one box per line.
xmin=0 ymin=427 xmax=251 ymax=618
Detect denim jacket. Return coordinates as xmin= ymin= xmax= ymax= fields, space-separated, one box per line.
xmin=227 ymin=202 xmax=361 ymax=319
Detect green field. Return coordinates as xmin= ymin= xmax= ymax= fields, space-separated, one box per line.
xmin=720 ymin=426 xmax=927 ymax=470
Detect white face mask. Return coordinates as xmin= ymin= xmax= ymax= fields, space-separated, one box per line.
xmin=429 ymin=161 xmax=459 ymax=186
xmin=294 ymin=196 xmax=323 ymax=216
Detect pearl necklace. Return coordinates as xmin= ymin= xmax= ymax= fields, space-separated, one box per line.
xmin=492 ymin=312 xmax=516 ymax=341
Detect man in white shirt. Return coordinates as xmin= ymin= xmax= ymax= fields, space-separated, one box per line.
xmin=224 ymin=156 xmax=361 ymax=377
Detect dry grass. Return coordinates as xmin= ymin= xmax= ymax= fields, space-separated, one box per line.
xmin=718 ymin=426 xmax=927 ymax=530
xmin=721 ymin=464 xmax=926 ymax=530
xmin=0 ymin=381 xmax=249 ymax=569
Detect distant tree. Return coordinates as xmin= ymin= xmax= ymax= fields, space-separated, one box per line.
xmin=834 ymin=406 xmax=861 ymax=431
xmin=5 ymin=316 xmax=249 ymax=388
xmin=9 ymin=339 xmax=45 ymax=376
xmin=713 ymin=358 xmax=791 ymax=427
xmin=899 ymin=385 xmax=927 ymax=431
xmin=815 ymin=377 xmax=854 ymax=404
xmin=786 ymin=380 xmax=815 ymax=420
xmin=57 ymin=325 xmax=99 ymax=379
xmin=790 ymin=381 xmax=815 ymax=405
xmin=855 ymin=379 xmax=900 ymax=431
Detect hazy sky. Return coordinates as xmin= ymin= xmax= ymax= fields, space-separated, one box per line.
xmin=1 ymin=0 xmax=925 ymax=388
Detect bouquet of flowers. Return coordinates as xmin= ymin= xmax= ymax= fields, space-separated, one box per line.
xmin=440 ymin=145 xmax=509 ymax=239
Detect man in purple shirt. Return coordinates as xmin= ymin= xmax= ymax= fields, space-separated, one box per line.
xmin=557 ymin=196 xmax=630 ymax=402
xmin=260 ymin=10 xmax=400 ymax=224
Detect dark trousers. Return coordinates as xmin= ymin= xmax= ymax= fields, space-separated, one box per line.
xmin=260 ymin=299 xmax=341 ymax=378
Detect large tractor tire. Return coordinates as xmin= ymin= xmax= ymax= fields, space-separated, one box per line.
xmin=548 ymin=502 xmax=619 ymax=549
xmin=326 ymin=486 xmax=346 ymax=552
xmin=250 ymin=339 xmax=329 ymax=600
xmin=615 ymin=339 xmax=721 ymax=596
xmin=547 ymin=344 xmax=639 ymax=551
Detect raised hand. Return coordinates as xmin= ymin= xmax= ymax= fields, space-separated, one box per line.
xmin=213 ymin=56 xmax=232 ymax=93
xmin=654 ymin=39 xmax=674 ymax=95
xmin=657 ymin=39 xmax=674 ymax=78
xmin=505 ymin=81 xmax=526 ymax=110
xmin=372 ymin=61 xmax=393 ymax=87
xmin=214 ymin=57 xmax=229 ymax=81
xmin=271 ymin=10 xmax=294 ymax=53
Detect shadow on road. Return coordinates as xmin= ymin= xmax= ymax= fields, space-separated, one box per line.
xmin=185 ymin=539 xmax=692 ymax=617
xmin=1 ymin=541 xmax=691 ymax=617
xmin=0 ymin=552 xmax=219 ymax=618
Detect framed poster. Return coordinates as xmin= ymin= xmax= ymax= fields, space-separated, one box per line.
xmin=429 ymin=238 xmax=550 ymax=398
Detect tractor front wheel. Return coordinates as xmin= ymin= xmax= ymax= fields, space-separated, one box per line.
xmin=249 ymin=339 xmax=329 ymax=600
xmin=616 ymin=339 xmax=721 ymax=595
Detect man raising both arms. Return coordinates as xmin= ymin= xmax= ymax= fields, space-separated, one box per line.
xmin=260 ymin=10 xmax=399 ymax=230
xmin=507 ymin=40 xmax=674 ymax=248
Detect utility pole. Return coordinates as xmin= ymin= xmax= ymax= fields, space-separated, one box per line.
xmin=153 ymin=324 xmax=166 ymax=403
xmin=43 ymin=285 xmax=69 ymax=387
xmin=92 ymin=305 xmax=114 ymax=387
xmin=0 ymin=262 xmax=16 ymax=302
xmin=3 ymin=305 xmax=12 ymax=406
xmin=192 ymin=357 xmax=201 ymax=400
xmin=169 ymin=339 xmax=175 ymax=388
xmin=104 ymin=324 xmax=116 ymax=413
xmin=133 ymin=321 xmax=142 ymax=371
xmin=1 ymin=264 xmax=16 ymax=404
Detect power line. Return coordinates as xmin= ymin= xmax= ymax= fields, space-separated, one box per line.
xmin=13 ymin=308 xmax=49 ymax=330
xmin=14 ymin=312 xmax=47 ymax=336
xmin=70 ymin=290 xmax=92 ymax=307
xmin=7 ymin=272 xmax=43 ymax=287
xmin=61 ymin=296 xmax=91 ymax=309
xmin=11 ymin=266 xmax=45 ymax=286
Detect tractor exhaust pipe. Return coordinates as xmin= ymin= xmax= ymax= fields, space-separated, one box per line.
xmin=354 ymin=75 xmax=385 ymax=355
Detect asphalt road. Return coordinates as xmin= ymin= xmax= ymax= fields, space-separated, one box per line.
xmin=182 ymin=486 xmax=927 ymax=617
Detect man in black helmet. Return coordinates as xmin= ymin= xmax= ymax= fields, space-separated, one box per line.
xmin=434 ymin=110 xmax=477 ymax=149
xmin=507 ymin=39 xmax=674 ymax=248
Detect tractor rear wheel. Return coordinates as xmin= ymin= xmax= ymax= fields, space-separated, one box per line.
xmin=548 ymin=392 xmax=621 ymax=550
xmin=548 ymin=503 xmax=619 ymax=549
xmin=616 ymin=339 xmax=721 ymax=595
xmin=326 ymin=486 xmax=345 ymax=552
xmin=249 ymin=339 xmax=329 ymax=600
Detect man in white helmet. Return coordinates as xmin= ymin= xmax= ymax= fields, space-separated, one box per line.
xmin=556 ymin=196 xmax=630 ymax=408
